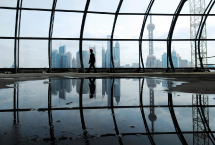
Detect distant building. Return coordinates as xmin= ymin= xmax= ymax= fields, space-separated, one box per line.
xmin=52 ymin=45 xmax=72 ymax=68
xmin=155 ymin=59 xmax=162 ymax=68
xmin=72 ymin=57 xmax=76 ymax=68
xmin=131 ymin=63 xmax=139 ymax=68
xmin=76 ymin=50 xmax=90 ymax=68
xmin=162 ymin=52 xmax=167 ymax=67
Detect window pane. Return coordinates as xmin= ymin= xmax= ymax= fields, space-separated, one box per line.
xmin=207 ymin=41 xmax=215 ymax=67
xmin=142 ymin=41 xmax=166 ymax=68
xmin=56 ymin=0 xmax=86 ymax=10
xmin=52 ymin=40 xmax=79 ymax=68
xmin=207 ymin=16 xmax=215 ymax=39
xmin=0 ymin=39 xmax=14 ymax=68
xmin=52 ymin=12 xmax=83 ymax=38
xmin=0 ymin=0 xmax=17 ymax=7
xmin=172 ymin=16 xmax=190 ymax=39
xmin=116 ymin=41 xmax=138 ymax=68
xmin=22 ymin=0 xmax=53 ymax=9
xmin=171 ymin=41 xmax=191 ymax=68
xmin=114 ymin=15 xmax=144 ymax=39
xmin=19 ymin=40 xmax=48 ymax=68
xmin=84 ymin=14 xmax=114 ymax=38
xmin=151 ymin=0 xmax=181 ymax=14
xmin=88 ymin=0 xmax=119 ymax=12
xmin=142 ymin=16 xmax=173 ymax=39
xmin=0 ymin=10 xmax=16 ymax=37
xmin=119 ymin=0 xmax=150 ymax=13
xmin=20 ymin=11 xmax=51 ymax=37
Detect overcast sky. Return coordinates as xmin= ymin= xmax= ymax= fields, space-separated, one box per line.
xmin=0 ymin=0 xmax=214 ymax=68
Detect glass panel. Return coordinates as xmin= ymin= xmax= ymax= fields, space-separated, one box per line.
xmin=180 ymin=0 xmax=190 ymax=14
xmin=141 ymin=41 xmax=166 ymax=68
xmin=56 ymin=0 xmax=86 ymax=10
xmin=115 ymin=108 xmax=146 ymax=133
xmin=171 ymin=41 xmax=191 ymax=68
xmin=142 ymin=16 xmax=173 ymax=39
xmin=115 ymin=41 xmax=138 ymax=68
xmin=22 ymin=0 xmax=53 ymax=9
xmin=151 ymin=0 xmax=181 ymax=14
xmin=88 ymin=0 xmax=119 ymax=12
xmin=18 ymin=80 xmax=48 ymax=108
xmin=0 ymin=9 xmax=16 ymax=37
xmin=20 ymin=10 xmax=51 ymax=37
xmin=52 ymin=40 xmax=79 ymax=68
xmin=207 ymin=41 xmax=215 ymax=67
xmin=84 ymin=109 xmax=115 ymax=135
xmin=207 ymin=16 xmax=215 ymax=39
xmin=19 ymin=40 xmax=48 ymax=68
xmin=0 ymin=39 xmax=14 ymax=68
xmin=83 ymin=14 xmax=114 ymax=38
xmin=52 ymin=12 xmax=83 ymax=38
xmin=0 ymin=0 xmax=17 ymax=7
xmin=0 ymin=88 xmax=13 ymax=109
xmin=114 ymin=15 xmax=144 ymax=39
xmin=119 ymin=0 xmax=151 ymax=13
xmin=172 ymin=16 xmax=190 ymax=39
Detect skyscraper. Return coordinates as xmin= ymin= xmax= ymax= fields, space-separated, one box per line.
xmin=76 ymin=50 xmax=90 ymax=68
xmin=72 ymin=57 xmax=76 ymax=68
xmin=59 ymin=45 xmax=66 ymax=55
xmin=102 ymin=46 xmax=106 ymax=68
xmin=146 ymin=13 xmax=156 ymax=68
xmin=162 ymin=53 xmax=167 ymax=68
xmin=106 ymin=35 xmax=111 ymax=68
xmin=66 ymin=52 xmax=72 ymax=68
xmin=113 ymin=41 xmax=120 ymax=67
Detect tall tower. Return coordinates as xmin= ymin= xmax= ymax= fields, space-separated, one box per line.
xmin=146 ymin=13 xmax=156 ymax=68
xmin=190 ymin=0 xmax=207 ymax=67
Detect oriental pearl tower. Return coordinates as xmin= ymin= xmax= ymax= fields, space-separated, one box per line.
xmin=146 ymin=13 xmax=156 ymax=68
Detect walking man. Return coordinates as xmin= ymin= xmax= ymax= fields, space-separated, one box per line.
xmin=87 ymin=49 xmax=97 ymax=73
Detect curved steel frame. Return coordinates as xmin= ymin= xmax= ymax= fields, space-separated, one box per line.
xmin=110 ymin=0 xmax=123 ymax=73
xmin=79 ymin=0 xmax=91 ymax=73
xmin=167 ymin=0 xmax=187 ymax=72
xmin=139 ymin=0 xmax=155 ymax=73
xmin=14 ymin=0 xmax=23 ymax=73
xmin=48 ymin=0 xmax=57 ymax=73
xmin=195 ymin=0 xmax=215 ymax=71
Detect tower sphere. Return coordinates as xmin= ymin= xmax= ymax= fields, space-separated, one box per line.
xmin=148 ymin=113 xmax=157 ymax=122
xmin=147 ymin=23 xmax=155 ymax=31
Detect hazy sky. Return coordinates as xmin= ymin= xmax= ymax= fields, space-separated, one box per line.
xmin=0 ymin=0 xmax=215 ymax=68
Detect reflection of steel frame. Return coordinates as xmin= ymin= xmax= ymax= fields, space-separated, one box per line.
xmin=0 ymin=0 xmax=215 ymax=72
xmin=1 ymin=78 xmax=215 ymax=144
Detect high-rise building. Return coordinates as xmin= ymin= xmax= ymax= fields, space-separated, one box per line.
xmin=113 ymin=41 xmax=120 ymax=67
xmin=106 ymin=35 xmax=111 ymax=68
xmin=72 ymin=57 xmax=76 ymax=68
xmin=66 ymin=52 xmax=72 ymax=68
xmin=102 ymin=46 xmax=106 ymax=68
xmin=172 ymin=50 xmax=179 ymax=67
xmin=76 ymin=50 xmax=89 ymax=68
xmin=59 ymin=45 xmax=66 ymax=55
xmin=162 ymin=53 xmax=167 ymax=67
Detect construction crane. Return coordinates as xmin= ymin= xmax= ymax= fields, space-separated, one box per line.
xmin=189 ymin=0 xmax=207 ymax=68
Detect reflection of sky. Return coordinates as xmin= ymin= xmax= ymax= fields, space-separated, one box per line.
xmin=1 ymin=77 xmax=215 ymax=144
xmin=1 ymin=0 xmax=215 ymax=67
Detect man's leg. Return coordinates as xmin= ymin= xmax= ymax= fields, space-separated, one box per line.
xmin=87 ymin=64 xmax=92 ymax=73
xmin=93 ymin=64 xmax=97 ymax=73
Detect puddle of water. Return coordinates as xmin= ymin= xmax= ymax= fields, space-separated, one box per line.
xmin=0 ymin=77 xmax=215 ymax=144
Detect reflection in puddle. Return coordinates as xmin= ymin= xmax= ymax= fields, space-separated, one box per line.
xmin=0 ymin=77 xmax=215 ymax=144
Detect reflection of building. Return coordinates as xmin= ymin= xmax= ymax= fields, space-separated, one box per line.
xmin=102 ymin=79 xmax=121 ymax=105
xmin=76 ymin=79 xmax=96 ymax=99
xmin=102 ymin=36 xmax=120 ymax=68
xmin=52 ymin=45 xmax=72 ymax=68
xmin=146 ymin=78 xmax=157 ymax=134
xmin=51 ymin=79 xmax=72 ymax=100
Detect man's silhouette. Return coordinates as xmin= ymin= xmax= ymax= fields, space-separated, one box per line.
xmin=89 ymin=78 xmax=95 ymax=99
xmin=87 ymin=49 xmax=97 ymax=73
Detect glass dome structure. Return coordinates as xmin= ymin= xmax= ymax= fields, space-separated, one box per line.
xmin=0 ymin=0 xmax=215 ymax=73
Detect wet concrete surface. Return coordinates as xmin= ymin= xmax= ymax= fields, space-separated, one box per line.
xmin=0 ymin=73 xmax=215 ymax=144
